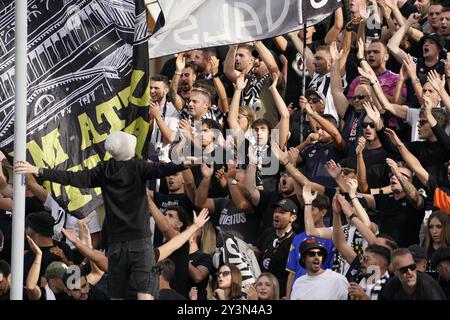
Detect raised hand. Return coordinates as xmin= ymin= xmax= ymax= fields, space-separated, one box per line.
xmin=383 ymin=0 xmax=397 ymax=9
xmin=15 ymin=161 xmax=39 ymax=175
xmin=149 ymin=101 xmax=160 ymax=119
xmin=178 ymin=119 xmax=194 ymax=141
xmin=329 ymin=41 xmax=343 ymax=62
xmin=189 ymin=287 xmax=198 ymax=300
xmin=210 ymin=56 xmax=220 ymax=76
xmin=176 ymin=53 xmax=186 ymax=72
xmin=61 ymin=228 xmax=81 ymax=245
xmin=363 ymin=101 xmax=382 ymax=129
xmin=271 ymin=142 xmax=291 ymax=166
xmin=423 ymin=95 xmax=434 ymax=113
xmin=193 ymin=208 xmax=210 ymax=228
xmin=406 ymin=12 xmax=421 ymax=26
xmin=305 ymin=132 xmax=319 ymax=145
xmin=235 ymin=73 xmax=248 ymax=91
xmin=299 ymin=96 xmax=313 ymax=114
xmin=26 ymin=235 xmax=42 ymax=256
xmin=215 ymin=166 xmax=228 ymax=188
xmin=358 ymin=66 xmax=377 ymax=83
xmin=302 ymin=184 xmax=318 ymax=204
xmin=386 ymin=157 xmax=400 ymax=177
xmin=446 ymin=52 xmax=450 ymax=77
xmin=288 ymin=147 xmax=300 ymax=165
xmin=356 ymin=136 xmax=366 ymax=156
xmin=200 ymin=162 xmax=214 ymax=178
xmin=385 ymin=128 xmax=403 ymax=147
xmin=269 ymin=72 xmax=278 ymax=91
xmin=332 ymin=192 xmax=342 ymax=215
xmin=402 ymin=54 xmax=417 ymax=80
xmin=245 ymin=283 xmax=258 ymax=300
xmin=427 ymin=69 xmax=445 ymax=93
xmin=346 ymin=178 xmax=358 ymax=199
xmin=336 ymin=194 xmax=354 ymax=218
xmin=357 ymin=38 xmax=365 ymax=61
xmin=325 ymin=159 xmax=342 ymax=179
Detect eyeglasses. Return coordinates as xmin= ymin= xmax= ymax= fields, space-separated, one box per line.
xmin=418 ymin=119 xmax=428 ymax=126
xmin=398 ymin=263 xmax=417 ymax=274
xmin=308 ymin=98 xmax=322 ymax=104
xmin=362 ymin=122 xmax=375 ymax=129
xmin=216 ymin=270 xmax=231 ymax=278
xmin=353 ymin=95 xmax=367 ymax=101
xmin=305 ymin=250 xmax=324 ymax=257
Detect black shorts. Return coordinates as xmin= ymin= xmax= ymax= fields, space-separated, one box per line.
xmin=107 ymin=237 xmax=157 ymax=299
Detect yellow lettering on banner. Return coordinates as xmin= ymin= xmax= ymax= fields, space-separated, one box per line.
xmin=118 ymin=86 xmax=130 ymax=108
xmin=128 ymin=70 xmax=150 ymax=107
xmin=27 ymin=128 xmax=69 ymax=168
xmin=64 ymin=164 xmax=92 ymax=212
xmin=125 ymin=117 xmax=149 ymax=158
xmin=78 ymin=113 xmax=107 ymax=150
xmin=95 ymin=96 xmax=126 ymax=132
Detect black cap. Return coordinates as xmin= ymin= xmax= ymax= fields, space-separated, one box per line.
xmin=408 ymin=244 xmax=427 ymax=262
xmin=420 ymin=33 xmax=446 ymax=51
xmin=299 ymin=238 xmax=328 ymax=268
xmin=26 ymin=211 xmax=54 ymax=237
xmin=431 ymin=246 xmax=450 ymax=267
xmin=273 ymin=198 xmax=298 ymax=214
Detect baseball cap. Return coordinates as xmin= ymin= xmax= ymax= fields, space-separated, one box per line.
xmin=45 ymin=261 xmax=68 ymax=280
xmin=26 ymin=211 xmax=55 ymax=237
xmin=408 ymin=244 xmax=427 ymax=261
xmin=305 ymin=89 xmax=326 ymax=104
xmin=273 ymin=198 xmax=298 ymax=214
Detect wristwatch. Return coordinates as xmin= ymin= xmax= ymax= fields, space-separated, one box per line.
xmin=412 ymin=78 xmax=420 ymax=84
xmin=230 ymin=179 xmax=238 ymax=186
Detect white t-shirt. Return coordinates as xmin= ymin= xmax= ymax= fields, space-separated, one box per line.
xmin=290 ymin=269 xmax=349 ymax=300
xmin=44 ymin=194 xmax=102 ymax=249
xmin=150 ymin=101 xmax=180 ymax=162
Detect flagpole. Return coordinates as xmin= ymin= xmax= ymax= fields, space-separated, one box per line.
xmin=10 ymin=0 xmax=27 ymax=300
xmin=299 ymin=23 xmax=307 ymax=143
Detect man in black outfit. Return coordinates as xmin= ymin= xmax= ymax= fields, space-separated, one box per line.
xmin=380 ymin=248 xmax=446 ymax=300
xmin=257 ymin=198 xmax=298 ymax=298
xmin=16 ymin=131 xmax=194 ymax=300
xmin=431 ymin=246 xmax=450 ymax=299
xmin=155 ymin=259 xmax=186 ymax=300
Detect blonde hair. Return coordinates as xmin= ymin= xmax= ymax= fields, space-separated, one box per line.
xmin=256 ymin=273 xmax=280 ymax=300
xmin=239 ymin=106 xmax=256 ymax=129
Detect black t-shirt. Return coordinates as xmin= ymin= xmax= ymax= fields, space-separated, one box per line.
xmin=23 ymin=240 xmax=73 ymax=283
xmin=380 ymin=272 xmax=446 ymax=300
xmin=153 ymin=192 xmax=196 ymax=247
xmin=187 ymin=250 xmax=213 ymax=300
xmin=257 ymin=228 xmax=296 ymax=298
xmin=212 ymin=198 xmax=262 ymax=246
xmin=342 ymin=105 xmax=366 ymax=154
xmin=374 ymin=194 xmax=425 ymax=247
xmin=167 ymin=242 xmax=190 ymax=299
xmin=157 ymin=288 xmax=186 ymax=300
xmin=363 ymin=147 xmax=390 ymax=189
xmin=257 ymin=191 xmax=303 ymax=234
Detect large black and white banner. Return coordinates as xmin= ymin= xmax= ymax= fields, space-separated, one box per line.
xmin=220 ymin=231 xmax=261 ymax=287
xmin=148 ymin=0 xmax=341 ymax=58
xmin=0 ymin=0 xmax=151 ymax=217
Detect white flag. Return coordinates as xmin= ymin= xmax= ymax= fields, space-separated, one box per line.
xmin=149 ymin=0 xmax=342 ymax=58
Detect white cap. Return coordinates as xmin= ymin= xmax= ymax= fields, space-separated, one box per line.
xmin=105 ymin=131 xmax=137 ymax=161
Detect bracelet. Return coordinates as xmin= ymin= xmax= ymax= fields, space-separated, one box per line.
xmin=349 ymin=213 xmax=358 ymax=221
xmin=412 ymin=78 xmax=420 ymax=84
xmin=212 ymin=73 xmax=219 ymax=78
xmin=370 ymin=80 xmax=378 ymax=86
xmin=304 ymin=203 xmax=312 ymax=206
xmin=175 ymin=72 xmax=182 ymax=75
xmin=447 ymin=75 xmax=450 ymax=79
xmin=350 ymin=197 xmax=356 ymax=200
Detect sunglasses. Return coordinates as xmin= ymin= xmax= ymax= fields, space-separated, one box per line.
xmin=216 ymin=270 xmax=231 ymax=278
xmin=418 ymin=119 xmax=428 ymax=126
xmin=398 ymin=263 xmax=417 ymax=274
xmin=306 ymin=250 xmax=324 ymax=257
xmin=362 ymin=122 xmax=375 ymax=129
xmin=308 ymin=98 xmax=322 ymax=104
xmin=353 ymin=95 xmax=367 ymax=101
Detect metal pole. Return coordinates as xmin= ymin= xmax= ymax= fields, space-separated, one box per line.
xmin=10 ymin=0 xmax=27 ymax=300
xmin=299 ymin=23 xmax=307 ymax=143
